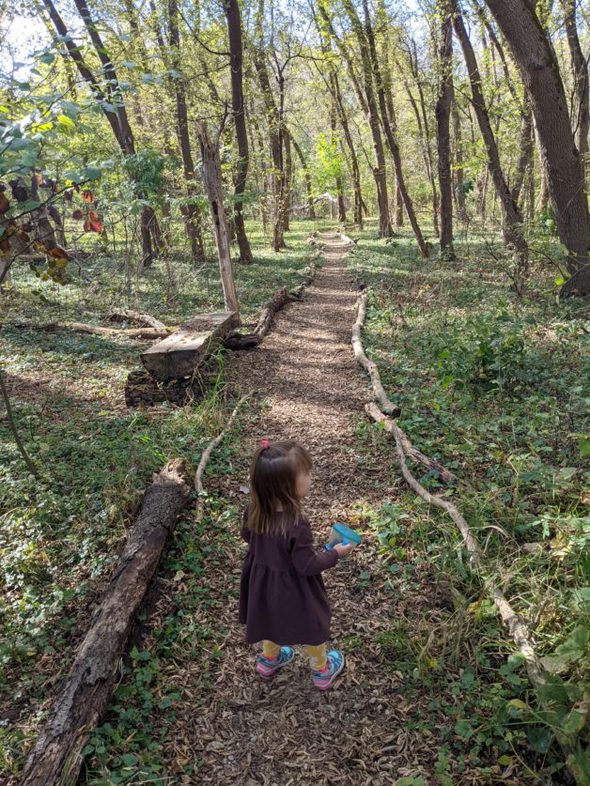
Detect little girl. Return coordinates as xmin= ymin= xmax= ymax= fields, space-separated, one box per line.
xmin=239 ymin=439 xmax=352 ymax=690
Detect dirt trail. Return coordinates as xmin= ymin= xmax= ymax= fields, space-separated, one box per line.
xmin=155 ymin=232 xmax=452 ymax=785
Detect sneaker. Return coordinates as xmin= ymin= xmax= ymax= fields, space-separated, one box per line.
xmin=311 ymin=650 xmax=345 ymax=691
xmin=255 ymin=646 xmax=295 ymax=679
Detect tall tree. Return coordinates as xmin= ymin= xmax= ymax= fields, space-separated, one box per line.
xmin=41 ymin=0 xmax=160 ymax=266
xmin=484 ymin=0 xmax=590 ymax=295
xmin=348 ymin=0 xmax=430 ymax=255
xmin=168 ymin=0 xmax=205 ymax=262
xmin=452 ymin=0 xmax=529 ymax=269
xmin=561 ymin=0 xmax=589 ymax=160
xmin=224 ymin=0 xmax=253 ymax=263
xmin=435 ymin=0 xmax=455 ymax=257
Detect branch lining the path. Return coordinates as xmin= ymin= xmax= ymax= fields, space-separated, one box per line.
xmin=195 ymin=394 xmax=251 ymax=519
xmin=354 ymin=289 xmax=581 ymax=781
xmin=353 ymin=290 xmax=457 ymax=484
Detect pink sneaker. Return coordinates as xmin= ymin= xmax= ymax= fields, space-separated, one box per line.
xmin=312 ymin=650 xmax=345 ymax=691
xmin=255 ymin=646 xmax=295 ymax=679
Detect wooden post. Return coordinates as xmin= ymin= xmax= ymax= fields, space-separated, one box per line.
xmin=196 ymin=121 xmax=240 ymax=318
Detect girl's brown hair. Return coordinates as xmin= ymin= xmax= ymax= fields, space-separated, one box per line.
xmin=246 ymin=440 xmax=312 ymax=536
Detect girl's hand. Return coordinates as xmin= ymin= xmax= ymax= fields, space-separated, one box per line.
xmin=334 ymin=542 xmax=354 ymax=557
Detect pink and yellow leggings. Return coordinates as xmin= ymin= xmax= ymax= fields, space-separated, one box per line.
xmin=262 ymin=640 xmax=327 ymax=670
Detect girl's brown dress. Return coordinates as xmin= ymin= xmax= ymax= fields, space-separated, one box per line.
xmin=239 ymin=510 xmax=339 ymax=646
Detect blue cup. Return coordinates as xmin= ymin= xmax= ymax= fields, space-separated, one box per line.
xmin=325 ymin=523 xmax=363 ymax=552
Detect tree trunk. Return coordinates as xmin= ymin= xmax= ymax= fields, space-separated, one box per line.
xmin=224 ymin=0 xmax=253 ymax=263
xmin=354 ymin=0 xmax=429 ymax=255
xmin=453 ymin=1 xmax=529 ymax=268
xmin=282 ymin=128 xmax=292 ymax=232
xmin=452 ymin=103 xmax=467 ymax=222
xmin=562 ymin=0 xmax=589 ymax=159
xmin=292 ymin=139 xmax=316 ymax=219
xmin=20 ymin=460 xmax=191 ymax=786
xmin=315 ymin=0 xmax=385 ymax=233
xmin=338 ymin=0 xmax=392 ymax=237
xmin=168 ymin=0 xmax=204 ymax=263
xmin=197 ymin=123 xmax=240 ymax=316
xmin=331 ymin=72 xmax=364 ymax=228
xmin=253 ymin=45 xmax=286 ymax=251
xmin=511 ymin=100 xmax=534 ymax=207
xmin=484 ymin=0 xmax=590 ymax=295
xmin=435 ymin=0 xmax=455 ymax=257
xmin=42 ymin=0 xmax=158 ymax=266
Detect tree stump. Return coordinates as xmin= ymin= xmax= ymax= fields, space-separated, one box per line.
xmin=141 ymin=311 xmax=237 ymax=382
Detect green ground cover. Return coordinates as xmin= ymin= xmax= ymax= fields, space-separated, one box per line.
xmin=0 ymin=219 xmax=323 ymax=778
xmin=347 ymin=221 xmax=590 ymax=781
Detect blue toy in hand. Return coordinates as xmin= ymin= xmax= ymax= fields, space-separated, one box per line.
xmin=325 ymin=523 xmax=363 ymax=554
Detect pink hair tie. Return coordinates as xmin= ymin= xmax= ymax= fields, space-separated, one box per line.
xmin=260 ymin=439 xmax=270 ymax=449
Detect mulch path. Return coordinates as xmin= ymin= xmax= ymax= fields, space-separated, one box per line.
xmin=146 ymin=233 xmax=528 ymax=784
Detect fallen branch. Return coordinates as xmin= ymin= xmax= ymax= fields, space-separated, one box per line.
xmin=106 ymin=308 xmax=167 ymax=330
xmin=366 ymin=402 xmax=543 ymax=678
xmin=352 ymin=292 xmax=457 ymax=484
xmin=10 ymin=321 xmax=173 ymax=340
xmin=365 ymin=403 xmax=582 ymax=781
xmin=352 ymin=291 xmax=401 ymax=417
xmin=20 ymin=459 xmax=192 ymax=786
xmin=195 ymin=394 xmax=251 ymax=519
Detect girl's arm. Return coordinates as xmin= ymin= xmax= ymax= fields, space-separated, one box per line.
xmin=291 ymin=519 xmax=339 ymax=576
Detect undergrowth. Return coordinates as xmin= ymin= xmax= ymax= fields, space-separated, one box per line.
xmin=0 ymin=219 xmax=322 ymax=779
xmin=347 ymin=221 xmax=590 ymax=783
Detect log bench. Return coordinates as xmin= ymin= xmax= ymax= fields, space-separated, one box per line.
xmin=126 ymin=311 xmax=238 ymax=407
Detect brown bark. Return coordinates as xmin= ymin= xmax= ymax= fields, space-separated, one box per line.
xmin=20 ymin=460 xmax=191 ymax=786
xmin=314 ymin=0 xmax=386 ymax=232
xmin=562 ymin=0 xmax=589 ymax=158
xmin=453 ymin=1 xmax=529 ymax=268
xmin=356 ymin=0 xmax=430 ymax=256
xmin=167 ymin=0 xmax=205 ymax=262
xmin=484 ymin=0 xmax=590 ymax=295
xmin=41 ymin=0 xmax=158 ymax=267
xmin=512 ymin=100 xmax=534 ymax=207
xmin=452 ymin=103 xmax=467 ymax=222
xmin=331 ymin=72 xmax=363 ymax=227
xmin=224 ymin=0 xmax=253 ymax=263
xmin=292 ymin=138 xmax=316 ymax=220
xmin=253 ymin=42 xmax=286 ymax=250
xmin=337 ymin=0 xmax=393 ymax=237
xmin=435 ymin=0 xmax=455 ymax=257
xmin=197 ymin=123 xmax=240 ymax=316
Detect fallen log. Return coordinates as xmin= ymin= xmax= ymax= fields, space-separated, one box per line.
xmin=106 ymin=308 xmax=167 ymax=330
xmin=142 ymin=311 xmax=238 ymax=382
xmin=9 ymin=321 xmax=173 ymax=340
xmin=224 ymin=251 xmax=321 ymax=351
xmin=20 ymin=459 xmax=192 ymax=786
xmin=225 ymin=288 xmax=290 ymax=350
xmin=365 ymin=403 xmax=581 ymax=784
xmin=352 ymin=291 xmax=401 ymax=417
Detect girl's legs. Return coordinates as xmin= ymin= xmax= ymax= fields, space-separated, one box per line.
xmin=256 ymin=640 xmax=294 ymax=678
xmin=304 ymin=643 xmax=327 ymax=671
xmin=262 ymin=640 xmax=281 ymax=659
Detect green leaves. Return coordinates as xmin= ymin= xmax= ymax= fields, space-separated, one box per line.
xmin=542 ymin=627 xmax=589 ymax=674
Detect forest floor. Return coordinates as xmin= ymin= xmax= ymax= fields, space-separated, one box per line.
xmin=77 ymin=232 xmax=544 ymax=785
xmin=3 ymin=223 xmax=586 ymax=784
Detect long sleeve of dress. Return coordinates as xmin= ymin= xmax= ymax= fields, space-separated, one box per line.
xmin=291 ymin=519 xmax=339 ymax=576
